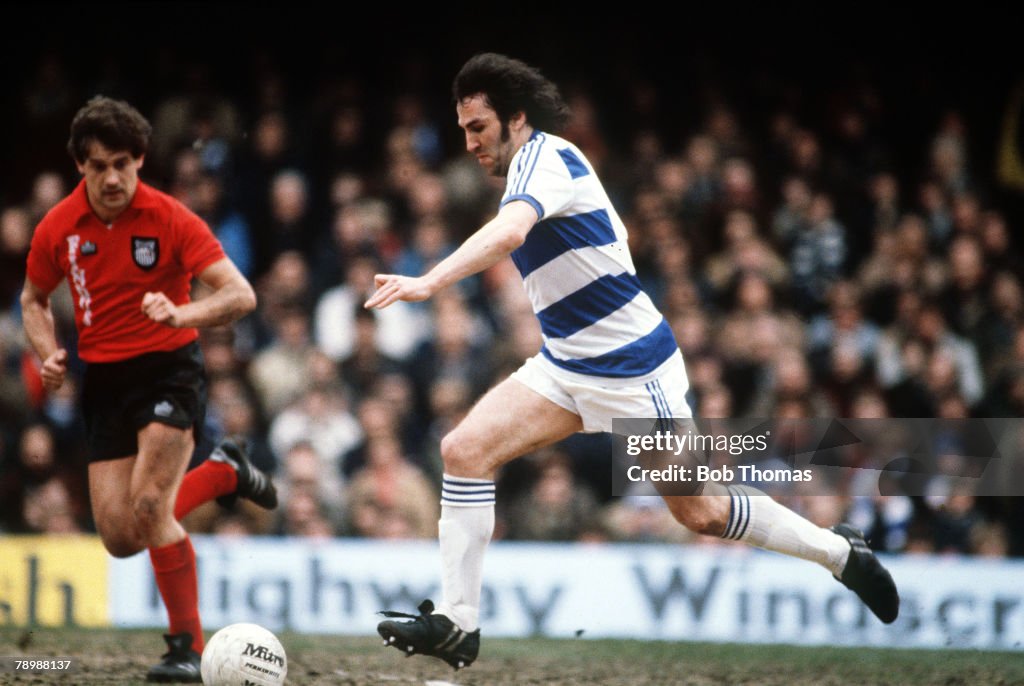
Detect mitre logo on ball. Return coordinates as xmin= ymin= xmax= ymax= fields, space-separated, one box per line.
xmin=242 ymin=641 xmax=285 ymax=667
xmin=200 ymin=623 xmax=287 ymax=686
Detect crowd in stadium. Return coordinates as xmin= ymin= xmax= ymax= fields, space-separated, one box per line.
xmin=1 ymin=41 xmax=1022 ymax=559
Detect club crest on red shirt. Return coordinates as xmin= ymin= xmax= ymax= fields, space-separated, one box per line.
xmin=132 ymin=236 xmax=159 ymax=270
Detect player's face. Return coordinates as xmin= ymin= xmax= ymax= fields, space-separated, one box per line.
xmin=76 ymin=140 xmax=144 ymax=223
xmin=457 ymin=94 xmax=516 ymax=177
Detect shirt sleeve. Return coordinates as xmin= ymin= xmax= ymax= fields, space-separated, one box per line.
xmin=501 ymin=137 xmax=575 ymax=220
xmin=175 ymin=206 xmax=226 ymax=276
xmin=24 ymin=220 xmax=64 ymax=292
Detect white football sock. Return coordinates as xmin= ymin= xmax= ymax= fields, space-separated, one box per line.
xmin=722 ymin=484 xmax=851 ymax=576
xmin=435 ymin=474 xmax=495 ymax=632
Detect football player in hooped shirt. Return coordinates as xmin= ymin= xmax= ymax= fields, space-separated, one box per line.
xmin=369 ymin=54 xmax=899 ymax=670
xmin=21 ymin=97 xmax=277 ymax=683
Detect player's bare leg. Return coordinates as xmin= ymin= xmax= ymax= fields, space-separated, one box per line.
xmin=131 ymin=423 xmax=193 ymax=547
xmin=378 ymin=377 xmax=581 ymax=668
xmin=138 ymin=423 xmax=204 ymax=682
xmin=662 ymin=483 xmax=898 ymax=623
xmin=440 ymin=376 xmax=583 ymax=480
xmin=89 ymin=456 xmax=144 ymax=557
xmin=88 ymin=423 xmax=191 ymax=553
xmin=90 ymin=424 xmax=203 ymax=682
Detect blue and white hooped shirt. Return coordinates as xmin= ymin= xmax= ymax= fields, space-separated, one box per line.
xmin=501 ymin=131 xmax=679 ymax=381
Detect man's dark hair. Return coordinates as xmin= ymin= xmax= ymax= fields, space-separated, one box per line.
xmin=67 ymin=96 xmax=152 ymax=163
xmin=453 ymin=53 xmax=571 ymax=133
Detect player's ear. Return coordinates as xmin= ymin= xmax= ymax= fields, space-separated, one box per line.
xmin=136 ymin=154 xmax=145 ymax=171
xmin=510 ymin=111 xmax=527 ymax=132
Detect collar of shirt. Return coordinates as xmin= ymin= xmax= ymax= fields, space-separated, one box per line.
xmin=68 ymin=178 xmax=162 ymax=226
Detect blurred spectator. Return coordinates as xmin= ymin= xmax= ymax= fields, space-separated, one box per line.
xmin=704 ymin=209 xmax=788 ymax=297
xmin=846 ymin=493 xmax=914 ymax=553
xmin=262 ymin=169 xmax=316 ymax=261
xmin=278 ymin=489 xmax=336 ymax=538
xmin=788 ymin=193 xmax=847 ymax=316
xmin=502 ymin=449 xmax=601 ymax=542
xmin=978 ymin=272 xmax=1024 ymax=379
xmin=0 ymin=320 xmax=29 ymax=427
xmin=407 ymin=290 xmax=495 ymax=401
xmin=866 ymin=172 xmax=901 ymax=236
xmin=346 ymin=434 xmax=438 ymax=539
xmin=251 ymin=250 xmax=314 ymax=349
xmin=23 ymin=479 xmax=85 ymax=535
xmin=321 ymin=104 xmax=373 ymax=177
xmin=275 ymin=441 xmax=345 ymax=532
xmin=311 ymin=199 xmax=393 ymax=293
xmin=856 ymin=214 xmax=947 ymax=323
xmin=0 ymin=207 xmax=31 ymax=309
xmin=602 ymin=496 xmax=695 ymax=544
xmin=820 ymin=339 xmax=875 ymax=417
xmin=26 ymin=171 xmax=67 ymax=225
xmin=315 ymin=251 xmax=428 ymax=365
xmin=917 ymin=180 xmax=953 ymax=249
xmin=716 ymin=271 xmax=804 ymax=412
xmin=268 ymin=386 xmax=362 ymax=482
xmin=969 ymin=521 xmax=1010 ymax=558
xmin=189 ymin=171 xmax=256 ymax=278
xmin=940 ymin=235 xmax=990 ymax=344
xmin=772 ymin=176 xmax=812 ymax=249
xmin=238 ymin=110 xmax=305 ymax=273
xmin=718 ymin=157 xmax=761 ymax=218
xmin=682 ymin=134 xmax=720 ymax=224
xmin=249 ymin=305 xmax=318 ymax=415
xmin=337 ymin=302 xmax=407 ymax=400
xmin=930 ymin=112 xmax=971 ymax=197
xmin=876 ymin=296 xmax=983 ymax=411
xmin=748 ymin=350 xmax=834 ymax=418
xmin=950 ymin=191 xmax=983 ymax=236
xmin=392 ymin=214 xmax=455 ymax=283
xmin=930 ymin=485 xmax=981 ymax=555
xmin=149 ymin=63 xmax=241 ymax=176
xmin=979 ymin=210 xmax=1023 ymax=274
xmin=0 ymin=423 xmax=88 ymax=533
xmin=914 ymin=303 xmax=985 ymax=407
xmin=806 ymin=280 xmax=881 ymax=377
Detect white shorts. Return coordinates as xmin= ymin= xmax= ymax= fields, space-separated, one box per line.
xmin=511 ymin=350 xmax=693 ymax=434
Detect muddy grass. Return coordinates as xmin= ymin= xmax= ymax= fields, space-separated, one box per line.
xmin=1 ymin=628 xmax=1022 ymax=685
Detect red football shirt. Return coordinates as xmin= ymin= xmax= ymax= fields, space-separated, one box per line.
xmin=26 ymin=180 xmax=226 ymax=363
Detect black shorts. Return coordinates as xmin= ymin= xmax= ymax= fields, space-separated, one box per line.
xmin=81 ymin=341 xmax=207 ymax=463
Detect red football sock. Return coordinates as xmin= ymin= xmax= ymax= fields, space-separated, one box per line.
xmin=150 ymin=537 xmax=205 ymax=653
xmin=174 ymin=459 xmax=237 ymax=520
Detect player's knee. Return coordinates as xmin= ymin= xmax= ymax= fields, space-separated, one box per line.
xmin=440 ymin=430 xmax=487 ymax=478
xmin=98 ymin=528 xmax=143 ymax=558
xmin=131 ymin=490 xmax=171 ymax=535
xmin=666 ymin=498 xmax=725 ymax=536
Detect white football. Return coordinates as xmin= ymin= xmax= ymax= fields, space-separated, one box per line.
xmin=200 ymin=623 xmax=287 ymax=686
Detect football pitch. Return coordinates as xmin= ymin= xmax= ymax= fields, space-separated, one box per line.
xmin=2 ymin=628 xmax=1022 ymax=685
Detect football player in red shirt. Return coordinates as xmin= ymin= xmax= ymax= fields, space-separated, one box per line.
xmin=21 ymin=96 xmax=277 ymax=683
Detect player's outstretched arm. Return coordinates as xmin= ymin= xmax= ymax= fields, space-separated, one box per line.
xmin=20 ymin=279 xmax=67 ymax=391
xmin=143 ymin=257 xmax=256 ymax=329
xmin=365 ymin=200 xmax=537 ymax=309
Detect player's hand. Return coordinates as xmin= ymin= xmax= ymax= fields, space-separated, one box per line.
xmin=364 ymin=274 xmax=434 ymax=309
xmin=41 ymin=349 xmax=68 ymax=392
xmin=142 ymin=291 xmax=182 ymax=327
